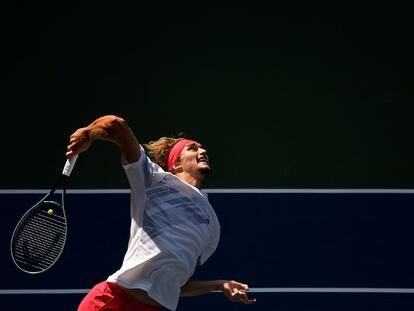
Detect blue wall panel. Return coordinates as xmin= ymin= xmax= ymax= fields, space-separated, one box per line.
xmin=2 ymin=190 xmax=414 ymax=310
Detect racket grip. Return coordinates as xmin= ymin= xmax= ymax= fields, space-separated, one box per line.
xmin=62 ymin=155 xmax=78 ymax=176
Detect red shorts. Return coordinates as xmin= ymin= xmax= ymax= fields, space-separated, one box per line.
xmin=77 ymin=281 xmax=163 ymax=311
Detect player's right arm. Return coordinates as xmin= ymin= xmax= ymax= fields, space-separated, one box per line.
xmin=66 ymin=115 xmax=140 ymax=163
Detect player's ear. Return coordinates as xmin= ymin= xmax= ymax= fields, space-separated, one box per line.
xmin=171 ymin=159 xmax=183 ymax=173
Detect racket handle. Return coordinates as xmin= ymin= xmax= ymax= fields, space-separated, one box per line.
xmin=62 ymin=155 xmax=78 ymax=177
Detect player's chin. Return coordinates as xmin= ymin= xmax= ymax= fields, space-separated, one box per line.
xmin=199 ymin=165 xmax=211 ymax=176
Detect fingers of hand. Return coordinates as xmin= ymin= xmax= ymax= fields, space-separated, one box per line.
xmin=237 ymin=291 xmax=256 ymax=304
xmin=66 ymin=130 xmax=91 ymax=156
xmin=228 ymin=288 xmax=255 ymax=304
xmin=224 ymin=281 xmax=256 ymax=304
xmin=66 ymin=141 xmax=78 ymax=156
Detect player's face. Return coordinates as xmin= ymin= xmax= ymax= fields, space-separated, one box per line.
xmin=178 ymin=142 xmax=211 ymax=175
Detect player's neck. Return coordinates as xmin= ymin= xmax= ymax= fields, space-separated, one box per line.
xmin=175 ymin=171 xmax=205 ymax=189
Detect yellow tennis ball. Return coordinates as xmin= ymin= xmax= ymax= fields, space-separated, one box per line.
xmin=47 ymin=209 xmax=54 ymax=215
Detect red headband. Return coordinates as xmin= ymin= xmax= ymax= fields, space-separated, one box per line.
xmin=167 ymin=139 xmax=198 ymax=172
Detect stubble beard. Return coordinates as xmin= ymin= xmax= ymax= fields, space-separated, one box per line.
xmin=199 ymin=166 xmax=211 ymax=178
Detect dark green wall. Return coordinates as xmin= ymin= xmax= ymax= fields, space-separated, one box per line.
xmin=2 ymin=2 xmax=413 ymax=189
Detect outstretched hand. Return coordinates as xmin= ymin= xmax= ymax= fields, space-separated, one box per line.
xmin=222 ymin=280 xmax=256 ymax=304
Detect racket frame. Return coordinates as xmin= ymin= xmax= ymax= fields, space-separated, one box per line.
xmin=10 ymin=156 xmax=77 ymax=274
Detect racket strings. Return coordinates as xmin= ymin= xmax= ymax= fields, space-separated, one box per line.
xmin=12 ymin=201 xmax=67 ymax=272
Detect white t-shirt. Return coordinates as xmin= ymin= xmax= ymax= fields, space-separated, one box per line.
xmin=107 ymin=146 xmax=220 ymax=311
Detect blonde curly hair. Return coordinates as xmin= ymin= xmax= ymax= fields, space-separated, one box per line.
xmin=143 ymin=134 xmax=186 ymax=171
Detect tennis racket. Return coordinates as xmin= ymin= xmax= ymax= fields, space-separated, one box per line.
xmin=10 ymin=155 xmax=78 ymax=274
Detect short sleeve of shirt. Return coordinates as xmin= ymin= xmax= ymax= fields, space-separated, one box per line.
xmin=122 ymin=145 xmax=165 ymax=190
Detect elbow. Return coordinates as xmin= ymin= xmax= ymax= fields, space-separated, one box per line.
xmin=106 ymin=115 xmax=127 ymax=128
xmin=87 ymin=115 xmax=130 ymax=143
xmin=102 ymin=115 xmax=129 ymax=137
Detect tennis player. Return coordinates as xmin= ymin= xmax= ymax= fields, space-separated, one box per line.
xmin=66 ymin=115 xmax=256 ymax=310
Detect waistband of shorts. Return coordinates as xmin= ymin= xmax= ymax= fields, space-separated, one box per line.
xmin=100 ymin=281 xmax=163 ymax=311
